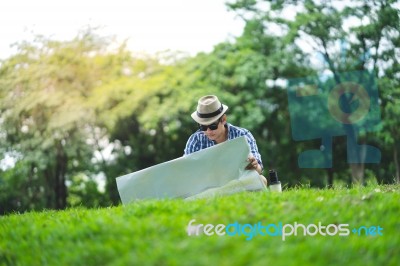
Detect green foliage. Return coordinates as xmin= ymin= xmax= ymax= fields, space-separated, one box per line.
xmin=228 ymin=0 xmax=400 ymax=184
xmin=0 ymin=186 xmax=399 ymax=265
xmin=0 ymin=30 xmax=122 ymax=210
xmin=67 ymin=173 xmax=107 ymax=208
xmin=0 ymin=160 xmax=46 ymax=214
xmin=1 ymin=0 xmax=399 ymax=213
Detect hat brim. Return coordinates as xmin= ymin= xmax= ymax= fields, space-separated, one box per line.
xmin=191 ymin=105 xmax=228 ymax=125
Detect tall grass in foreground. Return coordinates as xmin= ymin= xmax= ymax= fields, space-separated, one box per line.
xmin=1 ymin=185 xmax=399 ymax=266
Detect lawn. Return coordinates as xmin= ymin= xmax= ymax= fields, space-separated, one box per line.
xmin=1 ymin=185 xmax=399 ymax=266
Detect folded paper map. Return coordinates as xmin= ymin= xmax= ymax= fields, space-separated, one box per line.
xmin=116 ymin=136 xmax=266 ymax=204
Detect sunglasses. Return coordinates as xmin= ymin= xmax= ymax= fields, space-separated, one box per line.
xmin=199 ymin=119 xmax=221 ymax=131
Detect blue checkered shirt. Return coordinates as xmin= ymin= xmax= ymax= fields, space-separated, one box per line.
xmin=184 ymin=123 xmax=263 ymax=170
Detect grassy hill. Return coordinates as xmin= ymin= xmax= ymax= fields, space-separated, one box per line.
xmin=1 ymin=185 xmax=399 ymax=266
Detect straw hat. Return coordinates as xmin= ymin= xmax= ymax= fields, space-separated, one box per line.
xmin=191 ymin=95 xmax=229 ymax=125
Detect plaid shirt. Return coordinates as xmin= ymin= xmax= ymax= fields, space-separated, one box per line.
xmin=184 ymin=123 xmax=263 ymax=170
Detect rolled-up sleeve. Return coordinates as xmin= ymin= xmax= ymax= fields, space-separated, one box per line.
xmin=244 ymin=132 xmax=264 ymax=171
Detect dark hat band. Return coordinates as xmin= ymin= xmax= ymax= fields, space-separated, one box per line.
xmin=197 ymin=105 xmax=223 ymax=118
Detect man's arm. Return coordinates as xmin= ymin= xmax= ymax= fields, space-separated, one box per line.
xmin=246 ymin=155 xmax=263 ymax=174
xmin=244 ymin=132 xmax=264 ymax=171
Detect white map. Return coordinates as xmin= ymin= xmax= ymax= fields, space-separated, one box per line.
xmin=116 ymin=136 xmax=266 ymax=204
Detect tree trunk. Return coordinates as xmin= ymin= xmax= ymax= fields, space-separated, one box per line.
xmin=45 ymin=169 xmax=55 ymax=209
xmin=350 ymin=164 xmax=365 ymax=185
xmin=54 ymin=142 xmax=68 ymax=209
xmin=394 ymin=146 xmax=400 ymax=184
xmin=327 ymin=168 xmax=334 ymax=188
xmin=347 ymin=130 xmax=366 ymax=185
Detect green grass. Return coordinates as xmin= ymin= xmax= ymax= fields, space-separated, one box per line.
xmin=1 ymin=185 xmax=399 ymax=266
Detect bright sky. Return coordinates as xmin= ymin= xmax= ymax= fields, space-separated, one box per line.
xmin=0 ymin=0 xmax=244 ymax=59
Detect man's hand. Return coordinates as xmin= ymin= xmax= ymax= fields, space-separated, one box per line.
xmin=246 ymin=155 xmax=262 ymax=174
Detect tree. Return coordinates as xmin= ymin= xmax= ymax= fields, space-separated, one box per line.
xmin=228 ymin=0 xmax=400 ymax=184
xmin=0 ymin=31 xmax=119 ymax=211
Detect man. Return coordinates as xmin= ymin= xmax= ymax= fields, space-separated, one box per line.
xmin=184 ymin=95 xmax=267 ymax=185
